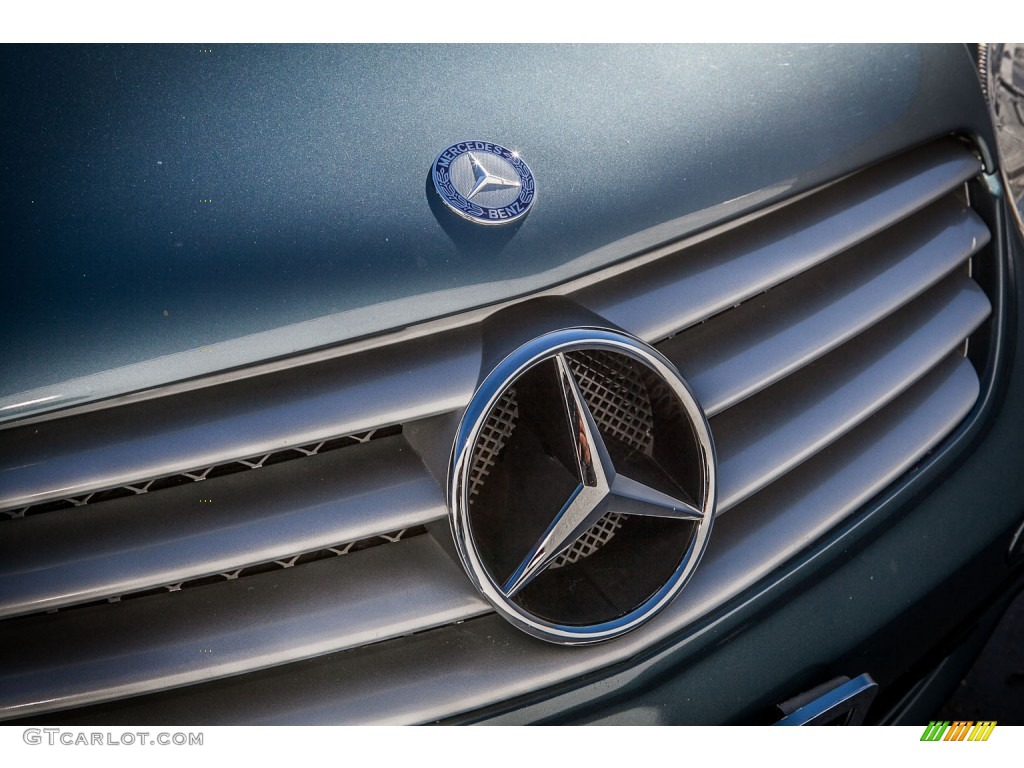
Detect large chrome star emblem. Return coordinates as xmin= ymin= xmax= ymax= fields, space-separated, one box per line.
xmin=502 ymin=353 xmax=704 ymax=598
xmin=448 ymin=328 xmax=716 ymax=645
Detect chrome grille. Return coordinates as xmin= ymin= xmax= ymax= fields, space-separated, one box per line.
xmin=3 ymin=426 xmax=401 ymax=522
xmin=0 ymin=138 xmax=999 ymax=724
xmin=38 ymin=525 xmax=427 ymax=615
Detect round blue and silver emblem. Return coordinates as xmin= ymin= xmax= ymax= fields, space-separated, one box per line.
xmin=432 ymin=141 xmax=536 ymax=226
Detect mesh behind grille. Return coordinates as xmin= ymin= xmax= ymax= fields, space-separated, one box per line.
xmin=468 ymin=388 xmax=519 ymax=500
xmin=566 ymin=350 xmax=654 ymax=455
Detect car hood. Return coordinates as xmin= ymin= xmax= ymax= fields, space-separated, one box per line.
xmin=0 ymin=44 xmax=993 ymax=420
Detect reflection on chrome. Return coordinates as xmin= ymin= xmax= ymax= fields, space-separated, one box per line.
xmin=0 ymin=395 xmax=61 ymax=412
xmin=502 ymin=354 xmax=702 ymax=598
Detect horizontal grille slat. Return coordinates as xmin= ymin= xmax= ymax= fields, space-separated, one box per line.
xmin=0 ymin=328 xmax=481 ymax=513
xmin=690 ymin=356 xmax=980 ymax=611
xmin=34 ymin=354 xmax=978 ymax=725
xmin=661 ymin=196 xmax=989 ymax=416
xmin=0 ymin=534 xmax=488 ymax=721
xmin=0 ymin=436 xmax=445 ymax=619
xmin=576 ymin=138 xmax=982 ymax=342
xmin=710 ymin=277 xmax=989 ymax=512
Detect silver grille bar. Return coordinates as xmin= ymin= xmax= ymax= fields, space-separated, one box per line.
xmin=0 ymin=436 xmax=446 ymax=619
xmin=0 ymin=329 xmax=481 ymax=512
xmin=708 ymin=276 xmax=989 ymax=511
xmin=661 ymin=196 xmax=988 ymax=415
xmin=0 ymin=535 xmax=488 ymax=721
xmin=576 ymin=139 xmax=982 ymax=341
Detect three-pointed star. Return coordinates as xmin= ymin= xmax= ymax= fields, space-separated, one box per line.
xmin=465 ymin=152 xmax=521 ymax=200
xmin=501 ymin=354 xmax=704 ymax=598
